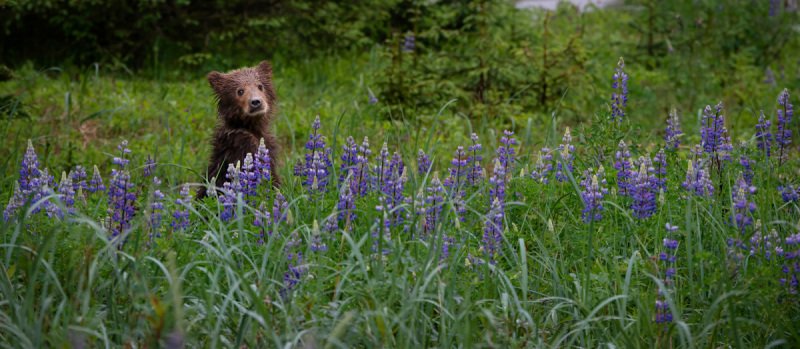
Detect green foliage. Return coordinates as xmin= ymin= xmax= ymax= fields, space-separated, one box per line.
xmin=377 ymin=1 xmax=591 ymax=122
xmin=0 ymin=0 xmax=400 ymax=70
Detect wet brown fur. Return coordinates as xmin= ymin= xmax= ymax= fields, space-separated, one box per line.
xmin=197 ymin=61 xmax=281 ymax=199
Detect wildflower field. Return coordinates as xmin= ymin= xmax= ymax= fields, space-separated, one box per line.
xmin=2 ymin=1 xmax=800 ymax=348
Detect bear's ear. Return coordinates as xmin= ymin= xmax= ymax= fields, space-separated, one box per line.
xmin=207 ymin=71 xmax=227 ymax=96
xmin=256 ymin=61 xmax=273 ymax=80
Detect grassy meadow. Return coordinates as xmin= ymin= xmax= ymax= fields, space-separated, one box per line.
xmin=1 ymin=2 xmax=800 ymax=348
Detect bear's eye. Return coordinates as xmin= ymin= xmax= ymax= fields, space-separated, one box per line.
xmin=258 ymin=84 xmax=263 ymax=91
xmin=237 ymin=89 xmax=244 ymax=96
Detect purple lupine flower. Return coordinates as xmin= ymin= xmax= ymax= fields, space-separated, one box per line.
xmin=748 ymin=222 xmax=780 ymax=260
xmin=311 ymin=233 xmax=329 ymax=253
xmin=389 ymin=152 xmax=404 ymax=186
xmin=377 ymin=154 xmax=408 ymax=227
xmin=580 ymin=167 xmax=608 ymax=223
xmin=298 ymin=115 xmax=332 ymax=193
xmin=531 ymin=147 xmax=553 ymax=184
xmin=32 ymin=168 xmax=58 ymax=219
xmin=271 ymin=191 xmax=288 ymax=236
xmin=417 ymin=149 xmax=432 ymax=176
xmin=778 ymin=184 xmax=799 ymax=202
xmin=653 ymin=149 xmax=667 ymax=190
xmin=402 ymin=34 xmax=415 ymax=52
xmin=732 ymin=175 xmax=757 ymax=232
xmin=665 ymin=109 xmax=683 ymax=150
xmin=424 ymin=173 xmax=445 ymax=235
xmin=88 ymin=165 xmax=105 ymax=193
xmin=682 ymin=160 xmax=714 ymax=197
xmin=144 ymin=155 xmax=156 ymax=177
xmin=172 ymin=184 xmax=192 ymax=231
xmin=254 ymin=138 xmax=273 ymax=185
xmin=374 ymin=142 xmax=391 ymax=194
xmin=3 ymin=184 xmax=24 ymax=221
xmin=631 ymin=160 xmax=657 ymax=219
xmin=353 ymin=137 xmax=372 ymax=196
xmin=70 ymin=165 xmax=88 ymax=193
xmin=107 ymin=140 xmax=136 ymax=243
xmin=240 ymin=153 xmax=258 ymax=197
xmin=19 ymin=139 xmax=42 ymax=192
xmin=489 ymin=158 xmax=507 ymax=207
xmin=739 ymin=155 xmax=754 ymax=185
xmin=755 ymin=110 xmax=773 ymax=158
xmin=439 ymin=235 xmax=455 ymax=261
xmin=779 ymin=233 xmax=800 ymax=295
xmin=610 ymin=57 xmax=629 ymax=123
xmin=444 ymin=145 xmax=468 ymax=221
xmin=498 ymin=130 xmax=519 ymax=179
xmin=483 ymin=197 xmax=504 ymax=264
xmin=775 ymin=89 xmax=793 ymax=165
xmin=254 ymin=202 xmax=271 ymax=244
xmin=339 ymin=136 xmax=358 ymax=184
xmin=467 ymin=133 xmax=484 ymax=186
xmin=219 ymin=163 xmax=243 ymax=222
xmin=282 ymin=252 xmax=306 ymax=297
xmin=148 ymin=177 xmax=165 ymax=243
xmin=371 ymin=212 xmax=393 ymax=255
xmin=614 ymin=140 xmax=634 ymax=196
xmin=701 ymin=103 xmax=733 ymax=164
xmin=656 ymin=223 xmax=679 ymax=326
xmin=555 ymin=128 xmax=574 ymax=182
xmin=331 ymin=171 xmax=356 ymax=232
xmin=56 ymin=171 xmax=75 ymax=216
xmin=107 ymin=169 xmax=135 ymax=242
xmin=113 ymin=140 xmax=131 ymax=168
xmin=389 ymin=165 xmax=409 ymax=227
xmin=6 ymin=140 xmax=56 ymax=219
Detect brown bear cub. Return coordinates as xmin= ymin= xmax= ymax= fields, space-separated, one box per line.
xmin=196 ymin=61 xmax=280 ymax=199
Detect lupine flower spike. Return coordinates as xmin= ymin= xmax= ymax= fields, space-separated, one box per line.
xmin=610 ymin=57 xmax=629 ymax=123
xmin=172 ymin=184 xmax=192 ymax=231
xmin=254 ymin=138 xmax=273 ymax=185
xmin=580 ymin=168 xmax=608 ymax=223
xmin=614 ymin=141 xmax=633 ymax=196
xmin=631 ymin=160 xmax=657 ymax=219
xmin=498 ymin=130 xmax=518 ymax=179
xmin=424 ymin=173 xmax=445 ymax=235
xmin=482 ymin=197 xmax=504 ymax=264
xmin=700 ymin=103 xmax=733 ymax=173
xmin=665 ymin=109 xmax=683 ymax=150
xmin=682 ymin=160 xmax=714 ymax=197
xmin=88 ymin=165 xmax=105 ymax=193
xmin=297 ymin=115 xmax=332 ymax=194
xmin=755 ymin=110 xmax=773 ymax=158
xmin=467 ymin=133 xmax=484 ymax=186
xmin=775 ymin=89 xmax=793 ymax=165
xmin=107 ymin=140 xmax=136 ymax=244
xmin=70 ymin=165 xmax=88 ymax=194
xmin=656 ymin=223 xmax=679 ymax=327
xmin=732 ymin=175 xmax=757 ymax=233
xmin=555 ymin=128 xmax=574 ymax=182
xmin=144 ymin=155 xmax=156 ymax=177
xmin=148 ymin=177 xmax=165 ymax=243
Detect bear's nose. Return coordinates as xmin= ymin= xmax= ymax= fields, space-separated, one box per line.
xmin=250 ymin=99 xmax=262 ymax=108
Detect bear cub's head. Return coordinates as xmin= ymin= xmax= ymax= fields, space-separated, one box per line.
xmin=207 ymin=61 xmax=276 ymax=122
